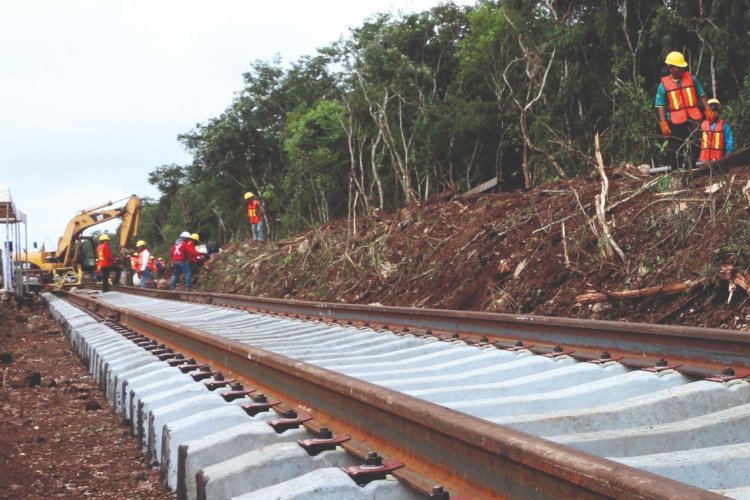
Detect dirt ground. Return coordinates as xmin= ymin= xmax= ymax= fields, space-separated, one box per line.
xmin=198 ymin=160 xmax=750 ymax=330
xmin=0 ymin=294 xmax=174 ymax=500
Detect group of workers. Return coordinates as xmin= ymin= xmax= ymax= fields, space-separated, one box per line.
xmin=95 ymin=231 xmax=205 ymax=292
xmin=656 ymin=51 xmax=734 ymax=169
xmin=94 ymin=191 xmax=265 ymax=293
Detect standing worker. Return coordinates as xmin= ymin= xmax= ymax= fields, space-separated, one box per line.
xmin=189 ymin=233 xmax=206 ymax=271
xmin=655 ymin=51 xmax=709 ymax=169
xmin=96 ymin=234 xmax=116 ymax=292
xmin=127 ymin=251 xmax=139 ymax=286
xmin=170 ymin=231 xmax=201 ymax=289
xmin=698 ymin=98 xmax=734 ymax=163
xmin=244 ymin=192 xmax=265 ymax=242
xmin=136 ymin=240 xmax=153 ymax=288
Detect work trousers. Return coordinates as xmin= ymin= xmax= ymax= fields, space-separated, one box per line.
xmin=139 ymin=269 xmax=152 ymax=288
xmin=251 ymin=219 xmax=265 ymax=241
xmin=171 ymin=261 xmax=192 ymax=289
xmin=665 ymin=120 xmax=700 ymax=169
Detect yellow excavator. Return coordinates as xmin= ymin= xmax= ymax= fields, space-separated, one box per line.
xmin=19 ymin=195 xmax=141 ymax=288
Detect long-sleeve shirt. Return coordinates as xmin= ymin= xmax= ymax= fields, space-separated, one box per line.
xmin=139 ymin=248 xmax=151 ymax=272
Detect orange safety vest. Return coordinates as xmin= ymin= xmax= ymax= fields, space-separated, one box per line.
xmin=661 ymin=72 xmax=703 ymax=124
xmin=700 ymin=119 xmax=725 ymax=161
xmin=148 ymin=256 xmax=158 ymax=272
xmin=96 ymin=242 xmax=115 ymax=269
xmin=246 ymin=199 xmax=261 ymax=224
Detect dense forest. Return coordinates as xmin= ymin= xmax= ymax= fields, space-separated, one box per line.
xmin=137 ymin=0 xmax=750 ymax=251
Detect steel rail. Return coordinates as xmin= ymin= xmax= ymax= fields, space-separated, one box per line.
xmin=60 ymin=290 xmax=722 ymax=499
xmin=121 ymin=286 xmax=750 ymax=376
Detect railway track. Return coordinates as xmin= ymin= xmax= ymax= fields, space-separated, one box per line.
xmin=46 ymin=287 xmax=750 ymax=499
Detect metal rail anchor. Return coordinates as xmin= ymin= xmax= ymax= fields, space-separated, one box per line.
xmin=267 ymin=409 xmax=312 ymax=433
xmin=297 ymin=427 xmax=351 ymax=455
xmin=342 ymin=451 xmax=404 ymax=486
xmin=240 ymin=393 xmax=280 ymax=416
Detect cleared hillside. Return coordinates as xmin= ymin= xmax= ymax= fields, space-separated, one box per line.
xmin=196 ymin=161 xmax=750 ymax=330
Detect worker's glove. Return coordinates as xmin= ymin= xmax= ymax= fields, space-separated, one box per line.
xmin=659 ymin=120 xmax=671 ymax=137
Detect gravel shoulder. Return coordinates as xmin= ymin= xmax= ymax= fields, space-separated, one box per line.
xmin=0 ymin=294 xmax=174 ymax=500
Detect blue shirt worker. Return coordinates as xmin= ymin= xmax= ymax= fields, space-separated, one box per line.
xmin=699 ymin=98 xmax=734 ymax=163
xmin=655 ymin=51 xmax=709 ymax=169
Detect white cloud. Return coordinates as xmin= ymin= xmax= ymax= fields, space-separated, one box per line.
xmin=0 ymin=0 xmax=472 ymax=247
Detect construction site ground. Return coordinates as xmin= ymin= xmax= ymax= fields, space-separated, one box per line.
xmin=3 ymin=161 xmax=750 ymax=498
xmin=0 ymin=294 xmax=173 ymax=499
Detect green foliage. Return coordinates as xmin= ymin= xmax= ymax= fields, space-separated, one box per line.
xmin=137 ymin=0 xmax=750 ymax=245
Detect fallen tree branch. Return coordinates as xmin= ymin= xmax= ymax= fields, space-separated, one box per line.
xmin=594 ymin=133 xmax=627 ymax=262
xmin=576 ymin=266 xmax=750 ymax=305
xmin=575 ymin=278 xmax=705 ymax=304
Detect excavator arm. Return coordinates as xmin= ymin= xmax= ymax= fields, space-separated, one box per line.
xmin=56 ymin=195 xmax=141 ymax=268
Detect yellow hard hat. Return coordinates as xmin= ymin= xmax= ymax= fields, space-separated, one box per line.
xmin=191 ymin=233 xmax=200 ymax=241
xmin=136 ymin=240 xmax=146 ymax=247
xmin=665 ymin=51 xmax=688 ymax=68
xmin=244 ymin=192 xmax=254 ymax=200
xmin=99 ymin=234 xmax=110 ymax=241
xmin=707 ymin=98 xmax=721 ymax=107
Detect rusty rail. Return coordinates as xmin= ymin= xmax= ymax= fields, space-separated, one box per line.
xmin=59 ymin=289 xmax=723 ymax=499
xmin=120 ymin=286 xmax=750 ymax=376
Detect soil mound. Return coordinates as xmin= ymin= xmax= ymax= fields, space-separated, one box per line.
xmin=197 ymin=163 xmax=750 ymax=330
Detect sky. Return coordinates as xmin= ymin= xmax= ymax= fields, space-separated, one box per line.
xmin=0 ymin=0 xmax=472 ymax=249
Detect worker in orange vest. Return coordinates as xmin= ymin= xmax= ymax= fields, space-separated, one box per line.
xmin=655 ymin=51 xmax=709 ymax=169
xmin=698 ymin=98 xmax=734 ymax=163
xmin=127 ymin=251 xmax=139 ymax=286
xmin=244 ymin=192 xmax=265 ymax=241
xmin=96 ymin=234 xmax=116 ymax=292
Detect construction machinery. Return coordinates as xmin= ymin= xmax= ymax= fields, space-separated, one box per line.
xmin=18 ymin=195 xmax=141 ymax=288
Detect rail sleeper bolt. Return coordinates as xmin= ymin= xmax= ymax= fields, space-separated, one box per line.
xmin=254 ymin=393 xmax=268 ymax=403
xmin=723 ymin=366 xmax=736 ymax=377
xmin=600 ymin=351 xmax=611 ymax=360
xmin=515 ymin=340 xmax=524 ymax=347
xmin=656 ymin=358 xmax=668 ymax=367
xmin=429 ymin=485 xmax=450 ymax=499
xmin=363 ymin=451 xmax=383 ymax=468
xmin=280 ymin=409 xmax=297 ymax=419
xmin=318 ymin=427 xmax=333 ymax=439
xmin=451 ymin=333 xmax=459 ymax=339
xmin=553 ymin=345 xmax=563 ymax=353
xmin=231 ymin=382 xmax=243 ymax=391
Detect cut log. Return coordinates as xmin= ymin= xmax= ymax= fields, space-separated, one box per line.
xmin=575 ymin=267 xmax=750 ymax=305
xmin=576 ymin=279 xmax=704 ymax=305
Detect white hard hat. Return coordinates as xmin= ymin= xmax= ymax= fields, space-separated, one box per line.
xmin=180 ymin=231 xmax=191 ymax=238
